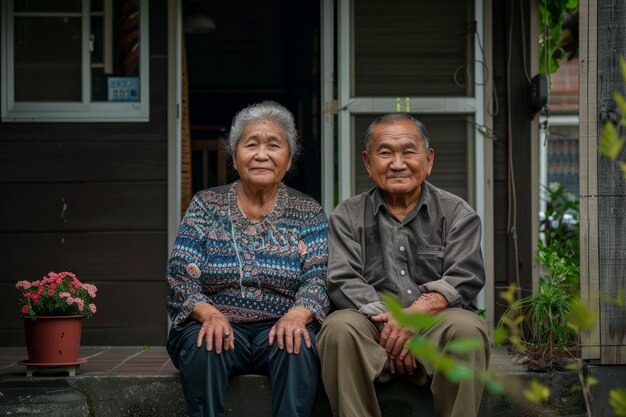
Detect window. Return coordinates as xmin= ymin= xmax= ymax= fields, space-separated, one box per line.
xmin=1 ymin=0 xmax=149 ymax=122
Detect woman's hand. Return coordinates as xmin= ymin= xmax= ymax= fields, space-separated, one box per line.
xmin=268 ymin=307 xmax=313 ymax=354
xmin=191 ymin=303 xmax=234 ymax=354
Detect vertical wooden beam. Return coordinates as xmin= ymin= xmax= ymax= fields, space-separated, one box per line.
xmin=506 ymin=0 xmax=535 ymax=296
xmin=579 ymin=0 xmax=600 ymax=361
xmin=597 ymin=0 xmax=626 ymax=365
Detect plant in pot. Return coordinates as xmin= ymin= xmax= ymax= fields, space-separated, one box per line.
xmin=16 ymin=271 xmax=97 ymax=367
xmin=499 ymin=182 xmax=580 ymax=371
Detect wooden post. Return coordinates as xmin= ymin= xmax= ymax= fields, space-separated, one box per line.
xmin=579 ymin=0 xmax=600 ymax=361
xmin=596 ymin=0 xmax=626 ymax=364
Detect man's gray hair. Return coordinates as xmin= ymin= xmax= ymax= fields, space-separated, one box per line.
xmin=227 ymin=101 xmax=301 ymax=159
xmin=364 ymin=113 xmax=431 ymax=152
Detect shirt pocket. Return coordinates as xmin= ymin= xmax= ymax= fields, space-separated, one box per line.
xmin=412 ymin=244 xmax=444 ymax=282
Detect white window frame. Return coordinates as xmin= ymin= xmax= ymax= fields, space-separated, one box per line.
xmin=1 ymin=0 xmax=150 ymax=122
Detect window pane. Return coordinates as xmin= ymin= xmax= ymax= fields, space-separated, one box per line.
xmin=354 ymin=0 xmax=473 ymax=97
xmin=354 ymin=115 xmax=470 ymax=202
xmin=547 ymin=125 xmax=579 ymax=197
xmin=14 ymin=0 xmax=81 ymax=12
xmin=14 ymin=17 xmax=82 ymax=101
xmin=91 ymin=0 xmax=141 ymax=102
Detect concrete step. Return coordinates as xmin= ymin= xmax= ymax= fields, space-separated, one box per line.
xmin=0 ymin=371 xmax=586 ymax=417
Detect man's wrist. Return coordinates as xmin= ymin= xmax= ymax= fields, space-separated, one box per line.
xmin=408 ymin=292 xmax=448 ymax=314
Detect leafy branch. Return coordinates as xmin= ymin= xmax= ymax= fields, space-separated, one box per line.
xmin=598 ymin=56 xmax=626 ymax=179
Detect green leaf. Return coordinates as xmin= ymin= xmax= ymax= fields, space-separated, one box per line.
xmin=614 ymin=92 xmax=626 ymax=119
xmin=600 ymin=289 xmax=626 ymax=307
xmin=480 ymin=374 xmax=504 ymax=396
xmin=598 ymin=121 xmax=624 ymax=160
xmin=586 ymin=376 xmax=599 ymax=387
xmin=570 ymin=385 xmax=581 ymax=393
xmin=408 ymin=335 xmax=440 ymax=362
xmin=568 ymin=298 xmax=597 ymax=331
xmin=383 ymin=293 xmax=442 ymax=330
xmin=609 ymin=388 xmax=626 ymax=416
xmin=500 ymin=285 xmax=518 ymax=306
xmin=524 ymin=379 xmax=551 ymax=404
xmin=566 ymin=0 xmax=578 ymax=8
xmin=445 ymin=338 xmax=484 ymax=354
xmin=494 ymin=326 xmax=508 ymax=345
xmin=445 ymin=363 xmax=474 ymax=382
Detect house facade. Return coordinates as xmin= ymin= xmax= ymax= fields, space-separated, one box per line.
xmin=0 ymin=0 xmax=540 ymax=346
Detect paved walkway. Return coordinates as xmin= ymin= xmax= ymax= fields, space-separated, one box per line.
xmin=0 ymin=347 xmax=585 ymax=417
xmin=1 ymin=346 xmax=177 ymax=377
xmin=0 ymin=346 xmax=521 ymax=377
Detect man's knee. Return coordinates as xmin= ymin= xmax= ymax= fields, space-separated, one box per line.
xmin=436 ymin=309 xmax=488 ymax=340
xmin=318 ymin=309 xmax=375 ymax=346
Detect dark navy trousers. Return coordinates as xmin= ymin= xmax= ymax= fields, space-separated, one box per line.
xmin=167 ymin=319 xmax=319 ymax=417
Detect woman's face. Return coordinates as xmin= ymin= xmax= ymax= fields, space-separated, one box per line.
xmin=233 ymin=118 xmax=292 ymax=189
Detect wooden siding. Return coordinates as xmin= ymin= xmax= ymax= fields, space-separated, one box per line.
xmin=0 ymin=0 xmax=169 ymax=346
xmin=597 ymin=0 xmax=626 ymax=364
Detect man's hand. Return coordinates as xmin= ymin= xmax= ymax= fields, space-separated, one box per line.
xmin=269 ymin=307 xmax=314 ymax=354
xmin=373 ymin=292 xmax=449 ymax=361
xmin=371 ymin=312 xmax=415 ymax=360
xmin=388 ymin=354 xmax=418 ymax=375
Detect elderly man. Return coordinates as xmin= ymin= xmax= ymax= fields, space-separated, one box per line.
xmin=317 ymin=113 xmax=489 ymax=417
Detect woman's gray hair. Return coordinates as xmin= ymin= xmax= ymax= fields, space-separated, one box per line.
xmin=227 ymin=101 xmax=301 ymax=160
xmin=364 ymin=113 xmax=431 ymax=152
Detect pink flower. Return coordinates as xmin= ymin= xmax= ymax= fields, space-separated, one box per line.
xmin=82 ymin=283 xmax=98 ymax=298
xmin=16 ymin=271 xmax=97 ymax=318
xmin=16 ymin=280 xmax=31 ymax=289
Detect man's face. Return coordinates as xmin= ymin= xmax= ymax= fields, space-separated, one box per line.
xmin=362 ymin=119 xmax=434 ymax=198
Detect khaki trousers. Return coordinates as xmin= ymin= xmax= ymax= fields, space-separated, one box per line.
xmin=317 ymin=308 xmax=490 ymax=417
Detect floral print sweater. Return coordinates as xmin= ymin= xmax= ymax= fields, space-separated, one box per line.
xmin=167 ymin=181 xmax=329 ymax=330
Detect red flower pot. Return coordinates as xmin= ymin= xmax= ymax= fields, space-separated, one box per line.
xmin=23 ymin=315 xmax=83 ymax=364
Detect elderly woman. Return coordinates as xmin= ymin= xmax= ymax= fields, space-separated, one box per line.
xmin=166 ymin=101 xmax=329 ymax=417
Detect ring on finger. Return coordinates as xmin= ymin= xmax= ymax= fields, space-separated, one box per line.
xmin=223 ymin=333 xmax=231 ymax=339
xmin=295 ymin=328 xmax=302 ymax=333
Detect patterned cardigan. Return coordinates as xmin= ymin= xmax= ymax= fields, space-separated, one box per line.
xmin=167 ymin=181 xmax=330 ymax=330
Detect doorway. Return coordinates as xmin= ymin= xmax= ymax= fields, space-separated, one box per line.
xmin=183 ymin=0 xmax=322 ymax=201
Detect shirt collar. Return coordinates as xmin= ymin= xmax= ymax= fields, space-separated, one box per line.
xmin=368 ymin=181 xmax=433 ymax=220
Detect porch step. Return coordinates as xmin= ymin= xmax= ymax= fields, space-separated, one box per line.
xmin=0 ymin=371 xmax=585 ymax=417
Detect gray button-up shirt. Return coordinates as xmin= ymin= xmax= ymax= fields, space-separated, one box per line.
xmin=327 ymin=181 xmax=485 ymax=316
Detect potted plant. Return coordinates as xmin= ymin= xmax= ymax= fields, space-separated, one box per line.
xmin=16 ymin=271 xmax=97 ymax=366
xmin=499 ymin=182 xmax=580 ymax=371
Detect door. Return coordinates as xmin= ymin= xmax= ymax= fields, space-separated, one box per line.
xmin=320 ymin=0 xmax=490 ymax=310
